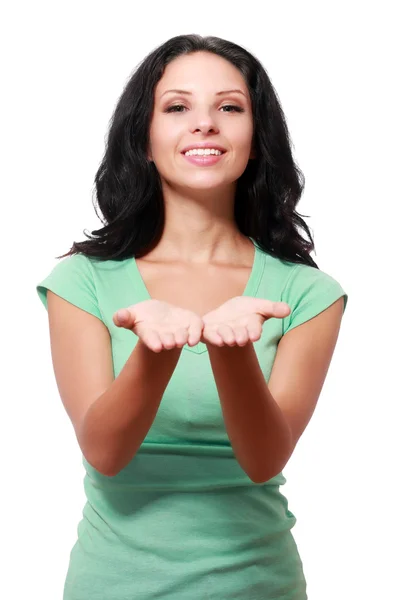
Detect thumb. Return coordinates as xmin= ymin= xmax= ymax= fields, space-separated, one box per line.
xmin=274 ymin=302 xmax=291 ymax=317
xmin=113 ymin=308 xmax=131 ymax=328
xmin=256 ymin=300 xmax=291 ymax=319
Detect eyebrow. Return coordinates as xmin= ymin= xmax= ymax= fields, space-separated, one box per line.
xmin=160 ymin=88 xmax=247 ymax=98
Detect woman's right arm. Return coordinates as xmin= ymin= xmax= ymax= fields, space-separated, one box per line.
xmin=46 ymin=291 xmax=182 ymax=476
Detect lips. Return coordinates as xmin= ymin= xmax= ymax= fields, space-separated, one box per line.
xmin=181 ymin=152 xmax=225 ymax=167
xmin=180 ymin=144 xmax=227 ymax=154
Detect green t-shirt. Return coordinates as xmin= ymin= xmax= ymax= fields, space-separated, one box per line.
xmin=36 ymin=238 xmax=347 ymax=599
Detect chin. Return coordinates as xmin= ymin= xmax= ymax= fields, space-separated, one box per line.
xmin=182 ymin=179 xmax=231 ymax=192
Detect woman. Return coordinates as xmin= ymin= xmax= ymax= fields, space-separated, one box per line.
xmin=37 ymin=34 xmax=348 ymax=600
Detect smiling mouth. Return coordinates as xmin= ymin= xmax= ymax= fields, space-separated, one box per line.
xmin=181 ymin=152 xmax=226 ymax=166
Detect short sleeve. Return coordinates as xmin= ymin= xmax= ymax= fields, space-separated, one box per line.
xmin=281 ymin=264 xmax=348 ymax=335
xmin=36 ymin=253 xmax=103 ymax=321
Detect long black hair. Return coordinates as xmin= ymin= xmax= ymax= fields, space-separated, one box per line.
xmin=58 ymin=34 xmax=318 ymax=268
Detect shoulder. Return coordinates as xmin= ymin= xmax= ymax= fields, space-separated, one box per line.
xmin=281 ymin=261 xmax=346 ymax=300
xmin=255 ymin=251 xmax=348 ymax=335
xmin=39 ymin=252 xmax=99 ymax=282
xmin=256 ymin=246 xmax=345 ymax=294
xmin=36 ymin=253 xmax=103 ymax=320
xmin=281 ymin=262 xmax=348 ymax=335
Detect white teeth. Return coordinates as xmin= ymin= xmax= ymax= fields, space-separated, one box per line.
xmin=184 ymin=148 xmax=223 ymax=156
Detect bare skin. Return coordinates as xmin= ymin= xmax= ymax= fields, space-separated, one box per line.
xmin=113 ymin=296 xmax=290 ymax=352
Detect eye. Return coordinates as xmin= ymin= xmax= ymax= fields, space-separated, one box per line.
xmin=164 ymin=104 xmax=245 ymax=114
xmin=221 ymin=105 xmax=245 ymax=113
xmin=165 ymin=104 xmax=186 ymax=113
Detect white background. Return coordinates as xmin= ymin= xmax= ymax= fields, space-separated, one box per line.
xmin=2 ymin=1 xmax=399 ymax=598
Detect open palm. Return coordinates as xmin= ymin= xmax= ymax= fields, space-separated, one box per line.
xmin=200 ymin=296 xmax=291 ymax=347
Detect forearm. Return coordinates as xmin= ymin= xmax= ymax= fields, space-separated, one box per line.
xmin=206 ymin=342 xmax=292 ymax=483
xmin=79 ymin=339 xmax=182 ymax=476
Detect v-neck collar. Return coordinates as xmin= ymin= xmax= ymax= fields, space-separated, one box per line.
xmin=129 ymin=238 xmax=265 ymax=355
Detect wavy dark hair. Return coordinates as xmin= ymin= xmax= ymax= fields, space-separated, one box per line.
xmin=58 ymin=34 xmax=318 ymax=268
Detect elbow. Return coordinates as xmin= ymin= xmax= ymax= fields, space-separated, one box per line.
xmin=78 ymin=436 xmax=118 ymax=477
xmin=243 ymin=462 xmax=276 ymax=484
xmin=85 ymin=448 xmax=134 ymax=477
xmin=83 ymin=452 xmax=117 ymax=477
xmin=246 ymin=455 xmax=292 ymax=485
xmin=91 ymin=450 xmax=124 ymax=477
xmin=248 ymin=471 xmax=275 ymax=485
xmin=96 ymin=460 xmax=118 ymax=477
xmin=248 ymin=467 xmax=285 ymax=485
xmin=77 ymin=422 xmax=121 ymax=477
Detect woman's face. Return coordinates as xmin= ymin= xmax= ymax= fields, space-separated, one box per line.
xmin=148 ymin=51 xmax=255 ymax=192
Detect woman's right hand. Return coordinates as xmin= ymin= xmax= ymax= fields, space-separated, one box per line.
xmin=112 ymin=300 xmax=204 ymax=353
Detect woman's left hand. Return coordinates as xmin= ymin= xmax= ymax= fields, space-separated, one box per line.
xmin=200 ymin=297 xmax=291 ymax=347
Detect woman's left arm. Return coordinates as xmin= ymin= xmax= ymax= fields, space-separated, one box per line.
xmin=206 ymin=297 xmax=345 ymax=484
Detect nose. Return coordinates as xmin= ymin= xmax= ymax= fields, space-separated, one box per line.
xmin=193 ymin=123 xmax=218 ymax=134
xmin=191 ymin=110 xmax=219 ymax=135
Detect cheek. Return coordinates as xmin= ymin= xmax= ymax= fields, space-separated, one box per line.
xmin=149 ymin=125 xmax=179 ymax=162
xmin=233 ymin=121 xmax=254 ymax=150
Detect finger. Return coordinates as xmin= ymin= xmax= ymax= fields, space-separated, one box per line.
xmin=187 ymin=319 xmax=203 ymax=347
xmin=217 ymin=324 xmax=236 ymax=347
xmin=159 ymin=331 xmax=176 ymax=350
xmin=247 ymin=323 xmax=262 ymax=342
xmin=234 ymin=325 xmax=249 ymax=346
xmin=205 ymin=329 xmax=225 ymax=346
xmin=141 ymin=330 xmax=163 ymax=353
xmin=174 ymin=327 xmax=189 ymax=348
xmin=274 ymin=302 xmax=291 ymax=317
xmin=113 ymin=308 xmax=131 ymax=328
xmin=256 ymin=300 xmax=291 ymax=319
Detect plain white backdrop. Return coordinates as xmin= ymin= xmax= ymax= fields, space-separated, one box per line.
xmin=2 ymin=1 xmax=399 ymax=598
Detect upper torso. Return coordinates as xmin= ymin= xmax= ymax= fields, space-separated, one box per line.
xmin=37 ymin=237 xmax=347 ymax=489
xmin=134 ymin=238 xmax=255 ymax=316
xmin=36 ymin=237 xmax=346 ymax=598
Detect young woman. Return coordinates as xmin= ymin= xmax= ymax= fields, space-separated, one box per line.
xmin=37 ymin=34 xmax=348 ymax=600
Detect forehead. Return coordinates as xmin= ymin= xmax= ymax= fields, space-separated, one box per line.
xmin=154 ymin=52 xmax=249 ymax=100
